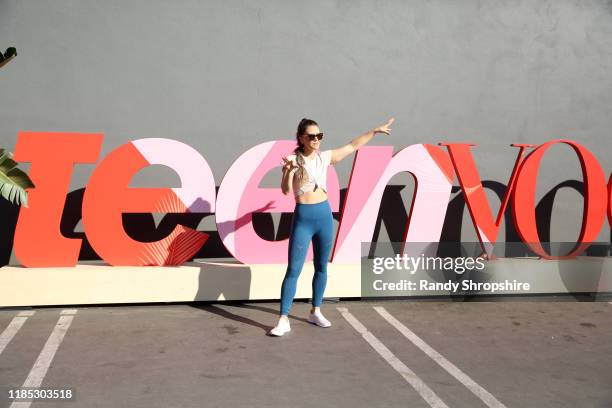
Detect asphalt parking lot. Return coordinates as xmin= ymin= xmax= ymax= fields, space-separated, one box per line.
xmin=0 ymin=298 xmax=611 ymax=408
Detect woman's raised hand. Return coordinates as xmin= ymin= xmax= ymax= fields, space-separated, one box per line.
xmin=281 ymin=156 xmax=299 ymax=173
xmin=373 ymin=117 xmax=395 ymax=135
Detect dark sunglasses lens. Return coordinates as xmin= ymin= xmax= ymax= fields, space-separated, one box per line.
xmin=4 ymin=47 xmax=16 ymax=58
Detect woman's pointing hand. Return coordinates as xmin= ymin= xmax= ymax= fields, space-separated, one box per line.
xmin=373 ymin=117 xmax=395 ymax=135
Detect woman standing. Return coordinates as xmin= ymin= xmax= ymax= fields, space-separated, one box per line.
xmin=269 ymin=116 xmax=395 ymax=336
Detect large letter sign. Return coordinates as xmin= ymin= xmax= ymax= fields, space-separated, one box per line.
xmin=13 ymin=132 xmax=103 ymax=267
xmin=216 ymin=140 xmax=340 ymax=264
xmin=512 ymin=140 xmax=607 ymax=259
xmin=331 ymin=144 xmax=454 ymax=263
xmin=82 ymin=138 xmax=214 ymax=266
xmin=441 ymin=143 xmax=535 ymax=253
xmin=9 ymin=133 xmax=610 ymax=267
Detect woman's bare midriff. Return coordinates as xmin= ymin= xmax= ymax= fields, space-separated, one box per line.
xmin=295 ymin=189 xmax=328 ymax=204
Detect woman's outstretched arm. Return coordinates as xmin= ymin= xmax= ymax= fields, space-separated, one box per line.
xmin=330 ymin=117 xmax=394 ymax=165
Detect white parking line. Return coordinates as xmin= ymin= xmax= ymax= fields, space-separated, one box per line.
xmin=373 ymin=306 xmax=507 ymax=408
xmin=10 ymin=309 xmax=77 ymax=408
xmin=337 ymin=307 xmax=449 ymax=408
xmin=0 ymin=311 xmax=36 ymax=356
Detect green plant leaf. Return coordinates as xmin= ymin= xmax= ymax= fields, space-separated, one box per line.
xmin=0 ymin=149 xmax=18 ymax=174
xmin=0 ymin=148 xmax=35 ymax=207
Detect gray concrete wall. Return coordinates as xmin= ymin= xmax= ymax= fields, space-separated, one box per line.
xmin=0 ymin=0 xmax=610 ymax=244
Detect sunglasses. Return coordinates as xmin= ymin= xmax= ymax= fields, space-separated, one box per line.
xmin=305 ymin=132 xmax=324 ymax=141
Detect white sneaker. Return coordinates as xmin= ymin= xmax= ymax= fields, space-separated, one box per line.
xmin=269 ymin=317 xmax=291 ymax=336
xmin=308 ymin=310 xmax=332 ymax=328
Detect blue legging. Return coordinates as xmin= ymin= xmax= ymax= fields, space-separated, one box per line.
xmin=280 ymin=199 xmax=334 ymax=315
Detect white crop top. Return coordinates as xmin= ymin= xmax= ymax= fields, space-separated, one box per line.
xmin=286 ymin=150 xmax=332 ymax=197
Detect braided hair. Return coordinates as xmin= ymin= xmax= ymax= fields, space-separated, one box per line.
xmin=293 ymin=118 xmax=318 ymax=188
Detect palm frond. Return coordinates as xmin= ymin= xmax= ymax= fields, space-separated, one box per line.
xmin=0 ymin=148 xmax=35 ymax=207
